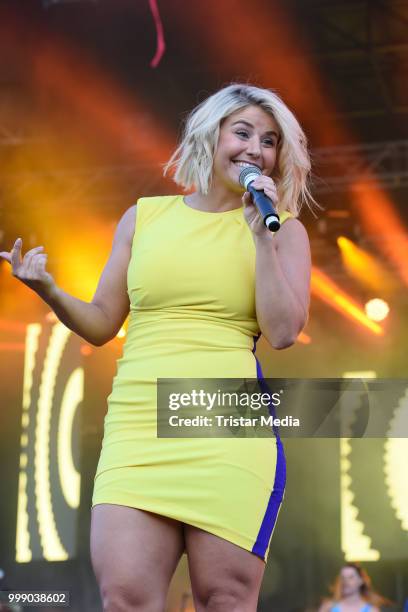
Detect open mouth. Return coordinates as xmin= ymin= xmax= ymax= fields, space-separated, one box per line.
xmin=232 ymin=160 xmax=262 ymax=171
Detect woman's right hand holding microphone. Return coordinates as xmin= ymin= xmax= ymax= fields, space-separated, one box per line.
xmin=0 ymin=238 xmax=57 ymax=299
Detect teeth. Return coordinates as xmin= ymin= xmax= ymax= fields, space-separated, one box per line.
xmin=233 ymin=161 xmax=259 ymax=169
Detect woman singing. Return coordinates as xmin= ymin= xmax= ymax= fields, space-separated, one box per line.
xmin=1 ymin=83 xmax=314 ymax=611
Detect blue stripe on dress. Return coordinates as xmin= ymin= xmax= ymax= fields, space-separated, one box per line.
xmin=251 ymin=335 xmax=286 ymax=560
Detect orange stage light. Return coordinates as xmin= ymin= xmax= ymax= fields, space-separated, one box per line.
xmin=0 ymin=6 xmax=175 ymax=164
xmin=311 ymin=267 xmax=384 ymax=335
xmin=0 ymin=342 xmax=26 ymax=351
xmin=116 ymin=327 xmax=126 ymax=339
xmin=297 ymin=332 xmax=311 ymax=344
xmin=80 ymin=344 xmax=93 ymax=356
xmin=350 ymin=182 xmax=408 ymax=286
xmin=0 ymin=319 xmax=27 ymax=333
xmin=337 ymin=236 xmax=398 ymax=293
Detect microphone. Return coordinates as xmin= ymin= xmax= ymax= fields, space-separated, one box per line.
xmin=239 ymin=166 xmax=280 ymax=232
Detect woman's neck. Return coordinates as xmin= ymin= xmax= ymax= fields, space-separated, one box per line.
xmin=341 ymin=593 xmax=366 ymax=605
xmin=186 ymin=183 xmax=243 ymax=213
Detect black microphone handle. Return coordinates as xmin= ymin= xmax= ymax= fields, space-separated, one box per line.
xmin=248 ymin=185 xmax=280 ymax=232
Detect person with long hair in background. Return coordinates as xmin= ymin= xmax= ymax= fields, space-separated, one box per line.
xmin=1 ymin=83 xmax=314 ymax=611
xmin=318 ymin=562 xmax=392 ymax=612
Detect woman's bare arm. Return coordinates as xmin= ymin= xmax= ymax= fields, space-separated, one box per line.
xmin=0 ymin=205 xmax=136 ymax=347
xmin=254 ymin=218 xmax=311 ymax=349
xmin=89 ymin=205 xmax=136 ymax=343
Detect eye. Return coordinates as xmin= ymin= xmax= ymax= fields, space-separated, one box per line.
xmin=235 ymin=130 xmax=249 ymax=138
xmin=263 ymin=138 xmax=276 ymax=147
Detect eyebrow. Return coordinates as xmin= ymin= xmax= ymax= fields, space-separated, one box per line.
xmin=231 ymin=120 xmax=279 ymax=139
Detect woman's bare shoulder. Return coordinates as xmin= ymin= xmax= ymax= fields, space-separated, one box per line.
xmin=276 ymin=215 xmax=308 ymax=237
xmin=114 ymin=204 xmax=137 ymax=247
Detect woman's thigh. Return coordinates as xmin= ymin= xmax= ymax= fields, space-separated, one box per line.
xmin=184 ymin=525 xmax=265 ymax=612
xmin=90 ymin=503 xmax=185 ymax=611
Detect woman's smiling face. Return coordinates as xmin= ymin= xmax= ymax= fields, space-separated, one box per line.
xmin=212 ymin=105 xmax=280 ymax=193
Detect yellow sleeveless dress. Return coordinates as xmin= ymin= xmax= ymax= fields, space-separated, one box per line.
xmin=92 ymin=194 xmax=291 ymax=562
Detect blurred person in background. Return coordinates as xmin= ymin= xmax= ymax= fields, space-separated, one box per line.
xmin=318 ymin=562 xmax=393 ymax=612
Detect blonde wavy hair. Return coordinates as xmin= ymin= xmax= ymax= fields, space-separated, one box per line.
xmin=163 ymin=83 xmax=318 ymax=217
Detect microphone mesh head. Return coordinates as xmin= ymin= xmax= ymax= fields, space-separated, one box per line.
xmin=238 ymin=165 xmax=262 ymax=189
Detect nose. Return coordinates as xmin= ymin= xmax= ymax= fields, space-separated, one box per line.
xmin=246 ymin=136 xmax=261 ymax=158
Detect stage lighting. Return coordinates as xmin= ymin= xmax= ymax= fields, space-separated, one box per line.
xmin=15 ymin=322 xmax=83 ymax=562
xmin=116 ymin=326 xmax=126 ymax=338
xmin=337 ymin=236 xmax=397 ymax=293
xmin=365 ymin=298 xmax=390 ymax=322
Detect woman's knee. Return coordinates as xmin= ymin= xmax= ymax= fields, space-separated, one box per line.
xmin=199 ymin=584 xmax=257 ymax=612
xmin=100 ymin=578 xmax=164 ymax=612
xmin=185 ymin=526 xmax=264 ymax=611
